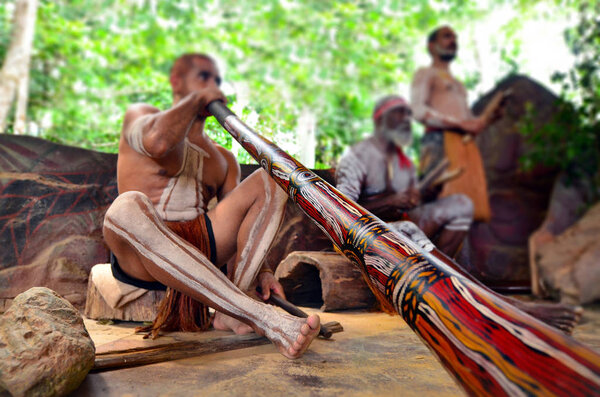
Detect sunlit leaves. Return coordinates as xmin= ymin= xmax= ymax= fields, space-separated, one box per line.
xmin=519 ymin=2 xmax=599 ymax=188
xmin=1 ymin=0 xmax=586 ymax=169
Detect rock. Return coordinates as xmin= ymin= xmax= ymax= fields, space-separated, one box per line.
xmin=0 ymin=134 xmax=117 ymax=311
xmin=0 ymin=287 xmax=95 ymax=397
xmin=463 ymin=75 xmax=562 ymax=285
xmin=537 ymin=202 xmax=600 ymax=304
xmin=528 ymin=171 xmax=595 ymax=295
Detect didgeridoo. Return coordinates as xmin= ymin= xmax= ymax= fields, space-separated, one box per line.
xmin=207 ymin=101 xmax=600 ymax=396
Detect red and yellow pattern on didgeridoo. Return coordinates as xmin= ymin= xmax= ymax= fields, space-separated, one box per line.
xmin=210 ymin=102 xmax=600 ymax=396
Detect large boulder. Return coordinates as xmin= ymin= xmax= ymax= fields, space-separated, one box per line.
xmin=537 ymin=202 xmax=600 ymax=304
xmin=0 ymin=287 xmax=95 ymax=397
xmin=0 ymin=135 xmax=117 ymax=311
xmin=465 ymin=75 xmax=561 ymax=286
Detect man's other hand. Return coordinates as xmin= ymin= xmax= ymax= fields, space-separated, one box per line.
xmin=390 ymin=187 xmax=421 ymax=210
xmin=258 ymin=271 xmax=286 ymax=301
xmin=459 ymin=117 xmax=486 ymax=135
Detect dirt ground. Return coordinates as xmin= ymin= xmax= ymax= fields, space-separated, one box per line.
xmin=72 ymin=302 xmax=600 ymax=397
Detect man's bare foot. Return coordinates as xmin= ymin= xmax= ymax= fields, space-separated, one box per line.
xmin=507 ymin=297 xmax=583 ymax=334
xmin=270 ymin=314 xmax=320 ymax=359
xmin=213 ymin=311 xmax=254 ymax=335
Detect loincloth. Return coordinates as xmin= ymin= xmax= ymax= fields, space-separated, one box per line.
xmin=111 ymin=213 xmax=219 ymax=338
xmin=164 ymin=213 xmax=217 ymax=265
xmin=421 ymin=130 xmax=491 ymax=222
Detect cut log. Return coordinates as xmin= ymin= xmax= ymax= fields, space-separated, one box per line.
xmin=84 ymin=276 xmax=164 ymax=322
xmin=275 ymin=251 xmax=376 ymax=312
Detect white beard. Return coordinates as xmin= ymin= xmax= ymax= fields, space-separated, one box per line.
xmin=381 ymin=125 xmax=412 ymax=148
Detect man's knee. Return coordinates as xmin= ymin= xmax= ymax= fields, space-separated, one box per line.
xmin=453 ymin=194 xmax=474 ymax=220
xmin=256 ymin=168 xmax=287 ymax=204
xmin=388 ymin=220 xmax=434 ymax=252
xmin=104 ymin=191 xmax=152 ymax=228
xmin=438 ymin=194 xmax=473 ymax=220
xmin=439 ymin=194 xmax=473 ymax=233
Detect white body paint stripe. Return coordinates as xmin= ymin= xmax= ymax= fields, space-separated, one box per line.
xmin=157 ymin=139 xmax=209 ymax=221
xmin=126 ymin=116 xmax=152 ymax=157
xmin=451 ymin=276 xmax=600 ymax=386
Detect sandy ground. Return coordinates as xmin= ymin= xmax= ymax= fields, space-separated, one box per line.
xmin=72 ymin=303 xmax=600 ymax=397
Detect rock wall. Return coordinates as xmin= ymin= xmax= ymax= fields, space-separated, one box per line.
xmin=0 ymin=135 xmax=117 ymax=310
xmin=466 ymin=75 xmax=561 ymax=286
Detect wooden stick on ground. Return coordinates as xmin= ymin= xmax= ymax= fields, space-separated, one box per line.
xmin=93 ymin=334 xmax=269 ymax=372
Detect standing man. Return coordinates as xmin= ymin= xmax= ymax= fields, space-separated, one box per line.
xmin=103 ymin=53 xmax=319 ymax=358
xmin=336 ymin=95 xmax=473 ymax=258
xmin=411 ymin=25 xmax=502 ymax=222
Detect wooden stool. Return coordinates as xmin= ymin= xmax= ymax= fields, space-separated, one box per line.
xmin=84 ymin=264 xmax=164 ymax=322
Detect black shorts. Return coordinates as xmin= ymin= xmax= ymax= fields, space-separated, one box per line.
xmin=110 ymin=253 xmax=167 ymax=291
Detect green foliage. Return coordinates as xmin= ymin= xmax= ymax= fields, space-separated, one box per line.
xmin=0 ymin=3 xmax=10 ymax=63
xmin=519 ymin=2 xmax=599 ymax=185
xmin=0 ymin=0 xmax=580 ymax=168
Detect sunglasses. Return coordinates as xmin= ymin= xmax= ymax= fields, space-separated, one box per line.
xmin=198 ymin=70 xmax=222 ymax=86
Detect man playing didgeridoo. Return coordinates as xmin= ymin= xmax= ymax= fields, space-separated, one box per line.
xmin=102 ymin=53 xmax=319 ymax=358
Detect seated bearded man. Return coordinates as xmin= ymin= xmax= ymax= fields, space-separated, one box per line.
xmin=336 ymin=95 xmax=474 ymax=258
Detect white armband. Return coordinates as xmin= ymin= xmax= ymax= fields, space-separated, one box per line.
xmin=125 ymin=116 xmax=152 ymax=157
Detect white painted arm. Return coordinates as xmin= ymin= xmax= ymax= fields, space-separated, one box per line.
xmin=124 ymin=113 xmax=154 ymax=157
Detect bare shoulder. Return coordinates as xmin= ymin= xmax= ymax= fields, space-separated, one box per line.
xmin=119 ymin=103 xmax=162 ymax=158
xmin=123 ymin=103 xmax=160 ymax=126
xmin=412 ymin=66 xmax=435 ymax=82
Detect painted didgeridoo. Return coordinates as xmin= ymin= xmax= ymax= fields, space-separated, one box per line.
xmin=207 ymin=101 xmax=600 ymax=396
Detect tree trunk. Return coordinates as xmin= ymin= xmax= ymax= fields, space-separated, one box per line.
xmin=296 ymin=108 xmax=316 ymax=168
xmin=0 ymin=0 xmax=38 ymax=134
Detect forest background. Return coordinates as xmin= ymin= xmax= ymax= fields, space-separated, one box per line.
xmin=0 ymin=0 xmax=598 ymax=170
